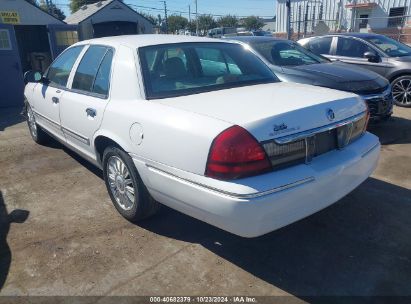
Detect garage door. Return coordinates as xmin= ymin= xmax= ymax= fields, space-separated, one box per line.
xmin=93 ymin=21 xmax=137 ymax=38
xmin=0 ymin=24 xmax=24 ymax=108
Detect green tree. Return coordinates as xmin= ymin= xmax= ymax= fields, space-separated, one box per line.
xmin=243 ymin=16 xmax=264 ymax=31
xmin=197 ymin=14 xmax=216 ymax=35
xmin=217 ymin=15 xmax=238 ymax=28
xmin=187 ymin=20 xmax=197 ymax=34
xmin=167 ymin=15 xmax=188 ymax=34
xmin=138 ymin=11 xmax=157 ymax=25
xmin=39 ymin=0 xmax=66 ymax=20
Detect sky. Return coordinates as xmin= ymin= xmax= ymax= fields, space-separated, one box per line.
xmin=54 ymin=0 xmax=277 ymax=20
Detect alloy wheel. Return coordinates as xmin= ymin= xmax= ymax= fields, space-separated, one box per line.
xmin=27 ymin=106 xmax=38 ymax=139
xmin=392 ymin=77 xmax=411 ymax=106
xmin=106 ymin=156 xmax=136 ymax=211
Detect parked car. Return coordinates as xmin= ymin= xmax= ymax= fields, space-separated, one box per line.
xmin=23 ymin=35 xmax=380 ymax=238
xmin=208 ymin=27 xmax=237 ymax=38
xmin=225 ymin=36 xmax=393 ymax=121
xmin=251 ymin=30 xmax=273 ymax=36
xmin=298 ymin=33 xmax=411 ymax=107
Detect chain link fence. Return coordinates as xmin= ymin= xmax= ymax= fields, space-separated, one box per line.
xmin=285 ymin=0 xmax=411 ymax=43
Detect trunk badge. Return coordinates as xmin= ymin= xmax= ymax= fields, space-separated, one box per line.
xmin=273 ymin=123 xmax=288 ymax=132
xmin=326 ymin=109 xmax=335 ymax=121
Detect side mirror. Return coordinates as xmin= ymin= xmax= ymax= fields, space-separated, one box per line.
xmin=364 ymin=51 xmax=380 ymax=63
xmin=23 ymin=70 xmax=42 ymax=84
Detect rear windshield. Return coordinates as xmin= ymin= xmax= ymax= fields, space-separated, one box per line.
xmin=139 ymin=42 xmax=278 ymax=99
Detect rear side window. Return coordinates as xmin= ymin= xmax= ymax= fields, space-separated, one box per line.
xmin=336 ymin=38 xmax=373 ymax=58
xmin=93 ymin=49 xmax=114 ymax=95
xmin=305 ymin=37 xmax=333 ymax=55
xmin=72 ymin=45 xmax=113 ymax=97
xmin=46 ymin=46 xmax=83 ymax=87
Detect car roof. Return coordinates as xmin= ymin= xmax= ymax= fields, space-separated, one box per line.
xmin=306 ymin=32 xmax=384 ymax=40
xmin=223 ymin=36 xmax=287 ymax=43
xmin=74 ymin=34 xmax=224 ymax=49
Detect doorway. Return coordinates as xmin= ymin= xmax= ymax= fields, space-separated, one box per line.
xmin=14 ymin=25 xmax=52 ymax=73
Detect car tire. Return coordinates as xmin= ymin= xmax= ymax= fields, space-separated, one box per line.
xmin=26 ymin=103 xmax=50 ymax=144
xmin=102 ymin=146 xmax=160 ymax=222
xmin=391 ymin=75 xmax=411 ymax=108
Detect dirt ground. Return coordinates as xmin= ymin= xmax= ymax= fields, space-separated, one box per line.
xmin=0 ymin=105 xmax=410 ymax=300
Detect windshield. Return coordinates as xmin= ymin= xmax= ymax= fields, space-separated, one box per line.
xmin=250 ymin=40 xmax=330 ymax=66
xmin=139 ymin=42 xmax=278 ymax=99
xmin=365 ymin=36 xmax=411 ymax=57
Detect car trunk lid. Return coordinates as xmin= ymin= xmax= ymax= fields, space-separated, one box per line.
xmin=157 ymin=82 xmax=366 ymax=142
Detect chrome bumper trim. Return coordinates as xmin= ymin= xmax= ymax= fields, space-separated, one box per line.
xmin=273 ymin=111 xmax=366 ymax=145
xmin=146 ymin=164 xmax=315 ymax=200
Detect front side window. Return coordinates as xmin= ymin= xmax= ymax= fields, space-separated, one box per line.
xmin=336 ymin=38 xmax=374 ymax=58
xmin=139 ymin=42 xmax=277 ymax=99
xmin=365 ymin=35 xmax=411 ymax=57
xmin=251 ymin=41 xmax=329 ymax=66
xmin=46 ymin=46 xmax=83 ymax=87
xmin=72 ymin=45 xmax=113 ymax=96
xmin=305 ymin=37 xmax=333 ymax=55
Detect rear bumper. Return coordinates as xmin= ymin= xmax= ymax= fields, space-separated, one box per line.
xmin=132 ymin=132 xmax=380 ymax=238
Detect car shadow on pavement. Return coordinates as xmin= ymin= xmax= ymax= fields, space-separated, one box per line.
xmin=0 ymin=107 xmax=25 ymax=132
xmin=369 ymin=116 xmax=411 ymax=145
xmin=0 ymin=191 xmax=29 ymax=290
xmin=139 ymin=177 xmax=411 ymax=299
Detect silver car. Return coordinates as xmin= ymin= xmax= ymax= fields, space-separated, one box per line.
xmin=299 ymin=33 xmax=411 ymax=107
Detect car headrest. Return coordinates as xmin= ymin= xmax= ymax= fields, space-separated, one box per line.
xmin=164 ymin=57 xmax=186 ymax=79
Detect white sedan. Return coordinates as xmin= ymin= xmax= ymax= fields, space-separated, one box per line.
xmin=23 ymin=35 xmax=380 ymax=237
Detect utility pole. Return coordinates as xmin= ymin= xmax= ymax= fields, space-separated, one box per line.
xmin=297 ymin=4 xmax=301 ymax=39
xmin=195 ymin=0 xmax=199 ymax=36
xmin=286 ymin=0 xmax=291 ymax=40
xmin=44 ymin=0 xmax=51 ymax=14
xmin=49 ymin=0 xmax=55 ymax=17
xmin=161 ymin=1 xmax=168 ymax=34
xmin=188 ymin=5 xmax=191 ymax=23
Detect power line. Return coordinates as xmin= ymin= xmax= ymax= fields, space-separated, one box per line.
xmin=125 ymin=3 xmax=273 ymax=18
xmin=54 ymin=2 xmax=274 ymax=19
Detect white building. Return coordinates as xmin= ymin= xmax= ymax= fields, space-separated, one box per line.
xmin=276 ymin=0 xmax=411 ymax=36
xmin=65 ymin=0 xmax=155 ymax=40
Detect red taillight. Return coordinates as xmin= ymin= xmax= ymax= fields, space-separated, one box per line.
xmin=205 ymin=125 xmax=272 ymax=180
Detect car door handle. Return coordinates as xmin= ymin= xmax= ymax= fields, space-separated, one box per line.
xmin=86 ymin=108 xmax=97 ymax=118
xmin=52 ymin=97 xmax=59 ymax=104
